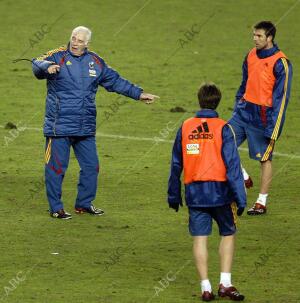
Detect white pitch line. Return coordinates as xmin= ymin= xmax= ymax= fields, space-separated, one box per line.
xmin=96 ymin=133 xmax=300 ymax=159
xmin=97 ymin=132 xmax=173 ymax=143
xmin=113 ymin=0 xmax=152 ymax=37
xmin=1 ymin=125 xmax=300 ymax=159
xmin=275 ymin=0 xmax=300 ymax=26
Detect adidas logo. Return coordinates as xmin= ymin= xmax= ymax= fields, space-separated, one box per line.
xmin=188 ymin=122 xmax=213 ymax=140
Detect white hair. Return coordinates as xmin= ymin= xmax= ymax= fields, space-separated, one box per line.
xmin=71 ymin=26 xmax=92 ymax=44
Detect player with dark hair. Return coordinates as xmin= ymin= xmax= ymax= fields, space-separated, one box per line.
xmin=254 ymin=21 xmax=276 ymax=40
xmin=168 ymin=83 xmax=246 ymax=301
xmin=229 ymin=21 xmax=293 ymax=215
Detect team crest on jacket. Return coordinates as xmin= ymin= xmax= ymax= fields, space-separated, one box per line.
xmin=89 ymin=62 xmax=95 ymax=69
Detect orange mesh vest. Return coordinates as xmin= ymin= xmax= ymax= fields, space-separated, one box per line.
xmin=182 ymin=117 xmax=227 ymax=184
xmin=243 ymin=48 xmax=287 ymax=107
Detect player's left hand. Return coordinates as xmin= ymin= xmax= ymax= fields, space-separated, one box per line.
xmin=139 ymin=93 xmax=160 ymax=104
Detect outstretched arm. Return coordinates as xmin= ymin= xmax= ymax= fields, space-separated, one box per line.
xmin=99 ymin=58 xmax=159 ymax=103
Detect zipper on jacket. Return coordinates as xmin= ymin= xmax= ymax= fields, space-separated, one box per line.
xmin=53 ymin=96 xmax=60 ymax=136
xmin=80 ymin=58 xmax=84 ymax=133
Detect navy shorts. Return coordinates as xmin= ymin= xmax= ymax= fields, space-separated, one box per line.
xmin=229 ymin=117 xmax=274 ymax=161
xmin=188 ymin=203 xmax=237 ymax=236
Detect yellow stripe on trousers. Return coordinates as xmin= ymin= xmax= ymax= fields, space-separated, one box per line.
xmin=231 ymin=202 xmax=238 ymax=226
xmin=45 ymin=138 xmax=52 ymax=164
xmin=261 ymin=140 xmax=274 ymax=161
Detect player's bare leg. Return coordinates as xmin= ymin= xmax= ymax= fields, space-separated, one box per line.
xmin=193 ymin=236 xmax=214 ymax=301
xmin=194 ymin=236 xmax=209 ymax=280
xmin=218 ymin=235 xmax=244 ymax=301
xmin=260 ymin=160 xmax=272 ymax=194
xmin=219 ymin=235 xmax=234 ymax=274
xmin=247 ymin=160 xmax=272 ymax=215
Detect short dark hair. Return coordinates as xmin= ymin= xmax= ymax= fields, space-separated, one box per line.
xmin=198 ymin=82 xmax=222 ymax=110
xmin=254 ymin=21 xmax=276 ymax=41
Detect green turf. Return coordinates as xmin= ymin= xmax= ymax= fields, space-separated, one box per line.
xmin=0 ymin=0 xmax=300 ymax=302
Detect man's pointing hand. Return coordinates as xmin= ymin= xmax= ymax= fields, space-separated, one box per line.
xmin=47 ymin=61 xmax=60 ymax=74
xmin=139 ymin=93 xmax=160 ymax=104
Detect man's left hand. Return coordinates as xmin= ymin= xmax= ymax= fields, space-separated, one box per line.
xmin=139 ymin=93 xmax=160 ymax=104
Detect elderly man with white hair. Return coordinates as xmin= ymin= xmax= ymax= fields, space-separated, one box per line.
xmin=32 ymin=26 xmax=158 ymax=219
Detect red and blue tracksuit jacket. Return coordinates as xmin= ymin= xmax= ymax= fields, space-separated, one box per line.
xmin=168 ymin=110 xmax=246 ymax=208
xmin=232 ymin=44 xmax=292 ymax=140
xmin=32 ymin=44 xmax=143 ymax=137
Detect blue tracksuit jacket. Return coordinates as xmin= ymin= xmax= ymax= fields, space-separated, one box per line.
xmin=168 ymin=110 xmax=247 ymax=208
xmin=32 ymin=45 xmax=143 ymax=136
xmin=232 ymin=44 xmax=292 ymax=140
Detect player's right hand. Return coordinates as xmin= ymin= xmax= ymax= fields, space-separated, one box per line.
xmin=237 ymin=207 xmax=245 ymax=216
xmin=169 ymin=201 xmax=183 ymax=212
xmin=139 ymin=93 xmax=160 ymax=104
xmin=47 ymin=64 xmax=60 ymax=74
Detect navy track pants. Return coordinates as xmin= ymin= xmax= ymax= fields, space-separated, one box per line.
xmin=45 ymin=136 xmax=99 ymax=213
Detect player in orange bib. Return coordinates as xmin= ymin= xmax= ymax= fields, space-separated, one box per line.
xmin=229 ymin=21 xmax=293 ymax=215
xmin=168 ymin=83 xmax=246 ymax=301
